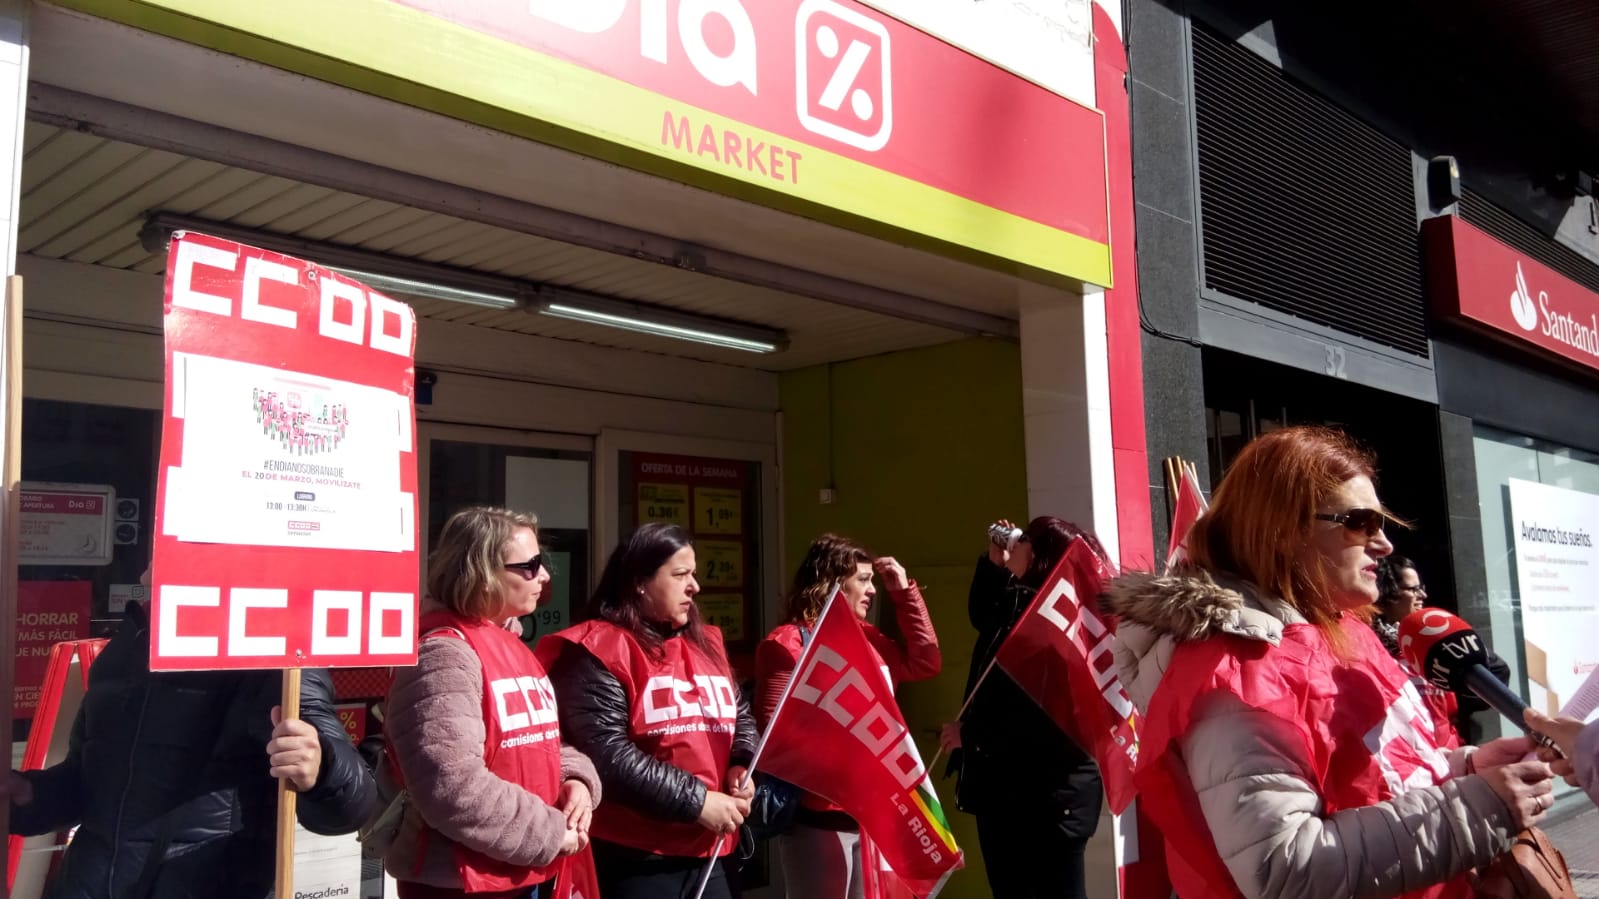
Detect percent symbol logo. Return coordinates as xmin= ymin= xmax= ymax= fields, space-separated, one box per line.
xmin=795 ymin=0 xmax=893 ymax=151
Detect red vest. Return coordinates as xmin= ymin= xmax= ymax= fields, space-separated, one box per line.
xmin=411 ymin=611 xmax=565 ymax=892
xmin=544 ymin=620 xmax=739 ymax=858
xmin=1137 ymin=616 xmax=1472 ymax=899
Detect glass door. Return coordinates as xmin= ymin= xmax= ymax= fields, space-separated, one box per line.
xmin=420 ymin=424 xmax=593 ymax=644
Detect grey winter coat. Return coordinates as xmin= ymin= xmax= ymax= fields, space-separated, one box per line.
xmin=1104 ymin=571 xmax=1516 ymax=899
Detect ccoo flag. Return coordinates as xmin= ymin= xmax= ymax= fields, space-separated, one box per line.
xmin=993 ymin=537 xmax=1141 ymax=813
xmin=756 ymin=594 xmax=962 ymax=898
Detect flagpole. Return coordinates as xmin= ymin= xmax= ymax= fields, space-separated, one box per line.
xmin=690 ymin=582 xmax=843 ymax=899
xmin=926 ymin=652 xmax=1000 ymax=774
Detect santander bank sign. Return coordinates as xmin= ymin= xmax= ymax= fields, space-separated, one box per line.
xmin=1425 ymin=216 xmax=1599 ymax=372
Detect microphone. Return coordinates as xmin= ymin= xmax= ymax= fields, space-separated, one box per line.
xmin=1397 ymin=608 xmax=1561 ymax=755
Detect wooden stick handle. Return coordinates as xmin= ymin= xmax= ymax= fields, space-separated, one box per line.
xmin=275 ymin=667 xmax=302 ymax=899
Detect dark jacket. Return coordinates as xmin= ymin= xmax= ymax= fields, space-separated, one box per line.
xmin=12 ymin=601 xmax=378 ymax=899
xmin=948 ymin=555 xmax=1101 ymax=834
xmin=548 ymin=631 xmax=756 ymax=840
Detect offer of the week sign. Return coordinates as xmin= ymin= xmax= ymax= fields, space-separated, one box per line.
xmin=152 ymin=232 xmax=420 ymax=671
xmin=57 ymin=0 xmax=1111 ymax=287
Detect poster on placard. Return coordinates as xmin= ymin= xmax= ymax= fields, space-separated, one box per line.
xmin=1507 ymin=478 xmax=1599 ymax=722
xmin=153 ymin=231 xmax=420 ymax=672
xmin=630 ymin=452 xmax=753 ymax=647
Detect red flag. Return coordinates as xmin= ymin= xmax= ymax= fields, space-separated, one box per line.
xmin=993 ymin=539 xmax=1141 ymax=813
xmin=550 ymin=846 xmax=600 ymax=899
xmin=862 ymin=833 xmax=920 ymax=899
xmin=1164 ymin=464 xmax=1207 ymax=574
xmin=757 ymin=595 xmax=963 ymax=897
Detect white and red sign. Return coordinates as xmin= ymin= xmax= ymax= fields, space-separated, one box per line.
xmin=153 ymin=231 xmax=420 ymax=671
xmin=391 ymin=0 xmax=1110 ymax=249
xmin=18 ymin=484 xmax=116 ymax=566
xmin=1426 ymin=215 xmax=1599 ymax=373
xmin=757 ymin=594 xmax=963 ymax=897
xmin=13 ymin=581 xmax=91 ymax=717
xmin=994 ymin=538 xmax=1140 ymax=813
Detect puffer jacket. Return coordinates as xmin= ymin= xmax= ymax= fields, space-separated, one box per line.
xmin=11 ymin=601 xmax=377 ymax=899
xmin=1104 ymin=571 xmax=1514 ymax=899
xmin=547 ymin=634 xmax=757 ymax=831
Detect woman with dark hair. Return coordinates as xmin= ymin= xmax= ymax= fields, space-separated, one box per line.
xmin=1372 ymin=556 xmax=1511 ymax=745
xmin=1371 ymin=554 xmax=1426 ymax=659
xmin=753 ymin=533 xmax=941 ymax=898
xmin=1105 ymin=427 xmax=1553 ymax=899
xmin=938 ymin=516 xmax=1105 ymax=899
xmin=542 ymin=523 xmax=758 ymax=899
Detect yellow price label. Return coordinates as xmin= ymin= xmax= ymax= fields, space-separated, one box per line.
xmin=694 ymin=487 xmax=743 ymax=535
xmin=638 ymin=482 xmax=689 ymax=527
xmin=697 ymin=594 xmax=744 ymax=641
xmin=698 ymin=540 xmax=743 ymax=589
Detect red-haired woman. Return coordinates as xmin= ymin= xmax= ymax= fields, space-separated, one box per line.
xmin=1106 ymin=426 xmax=1554 ymax=899
xmin=542 ymin=523 xmax=757 ymax=899
xmin=939 ymin=516 xmax=1106 ymax=899
xmin=753 ymin=534 xmax=941 ymax=898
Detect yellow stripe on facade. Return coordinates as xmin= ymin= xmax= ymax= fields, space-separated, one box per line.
xmin=56 ymin=0 xmax=1112 ymax=288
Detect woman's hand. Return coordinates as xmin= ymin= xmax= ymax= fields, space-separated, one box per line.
xmin=1526 ymin=709 xmax=1586 ymax=785
xmin=987 ymin=519 xmax=1015 ymax=567
xmin=559 ymin=826 xmax=587 ymax=856
xmin=697 ymin=790 xmax=750 ymax=835
xmin=1479 ymin=758 xmax=1555 ymax=830
xmin=1470 ymin=735 xmax=1535 ymax=772
xmin=939 ymin=722 xmax=963 ymax=752
xmin=725 ymin=766 xmax=755 ymax=801
xmin=874 ymin=557 xmax=909 ymax=592
xmin=556 ymin=779 xmax=594 ymax=835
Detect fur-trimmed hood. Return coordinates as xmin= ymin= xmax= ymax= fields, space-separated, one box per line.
xmin=1105 ymin=569 xmax=1306 ymax=713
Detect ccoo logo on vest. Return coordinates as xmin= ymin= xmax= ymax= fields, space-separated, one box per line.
xmin=493 ymin=675 xmax=561 ymax=749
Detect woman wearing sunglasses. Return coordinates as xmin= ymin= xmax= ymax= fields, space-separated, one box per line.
xmin=381 ymin=506 xmax=601 ymax=899
xmin=1106 ymin=427 xmax=1554 ymax=899
xmin=542 ymin=523 xmax=758 ymax=899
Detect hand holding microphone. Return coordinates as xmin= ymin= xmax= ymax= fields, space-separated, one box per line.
xmin=1397 ymin=607 xmax=1564 ymax=757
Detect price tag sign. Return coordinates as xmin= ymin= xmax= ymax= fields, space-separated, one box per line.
xmin=698 ymin=540 xmax=744 ymax=589
xmin=698 ymin=594 xmax=744 ymax=641
xmin=694 ymin=487 xmax=743 ymax=535
xmin=529 ymin=550 xmax=574 ymax=639
xmin=639 ymin=483 xmax=690 ymax=528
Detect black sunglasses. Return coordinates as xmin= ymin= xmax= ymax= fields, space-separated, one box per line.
xmin=1314 ymin=508 xmax=1387 ymax=536
xmin=504 ymin=555 xmax=544 ymax=581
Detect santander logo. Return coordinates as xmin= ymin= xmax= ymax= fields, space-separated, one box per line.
xmin=1509 ymin=258 xmax=1599 ymax=357
xmin=1510 ymin=262 xmax=1540 ymax=332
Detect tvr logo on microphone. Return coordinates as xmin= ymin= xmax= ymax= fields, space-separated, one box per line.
xmin=795 ymin=0 xmax=893 ymax=151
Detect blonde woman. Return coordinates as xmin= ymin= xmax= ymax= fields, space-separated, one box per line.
xmin=383 ymin=507 xmax=601 ymax=899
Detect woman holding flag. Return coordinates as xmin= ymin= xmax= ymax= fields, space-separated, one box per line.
xmin=753 ymin=534 xmax=942 ymax=898
xmin=939 ymin=516 xmax=1104 ymax=899
xmin=1106 ymin=427 xmax=1555 ymax=899
xmin=543 ymin=523 xmax=758 ymax=899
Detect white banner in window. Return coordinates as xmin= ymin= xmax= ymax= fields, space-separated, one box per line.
xmin=1507 ymin=477 xmax=1599 ymax=721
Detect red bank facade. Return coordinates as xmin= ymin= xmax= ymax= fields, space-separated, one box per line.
xmin=0 ymin=0 xmax=1154 ymax=895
